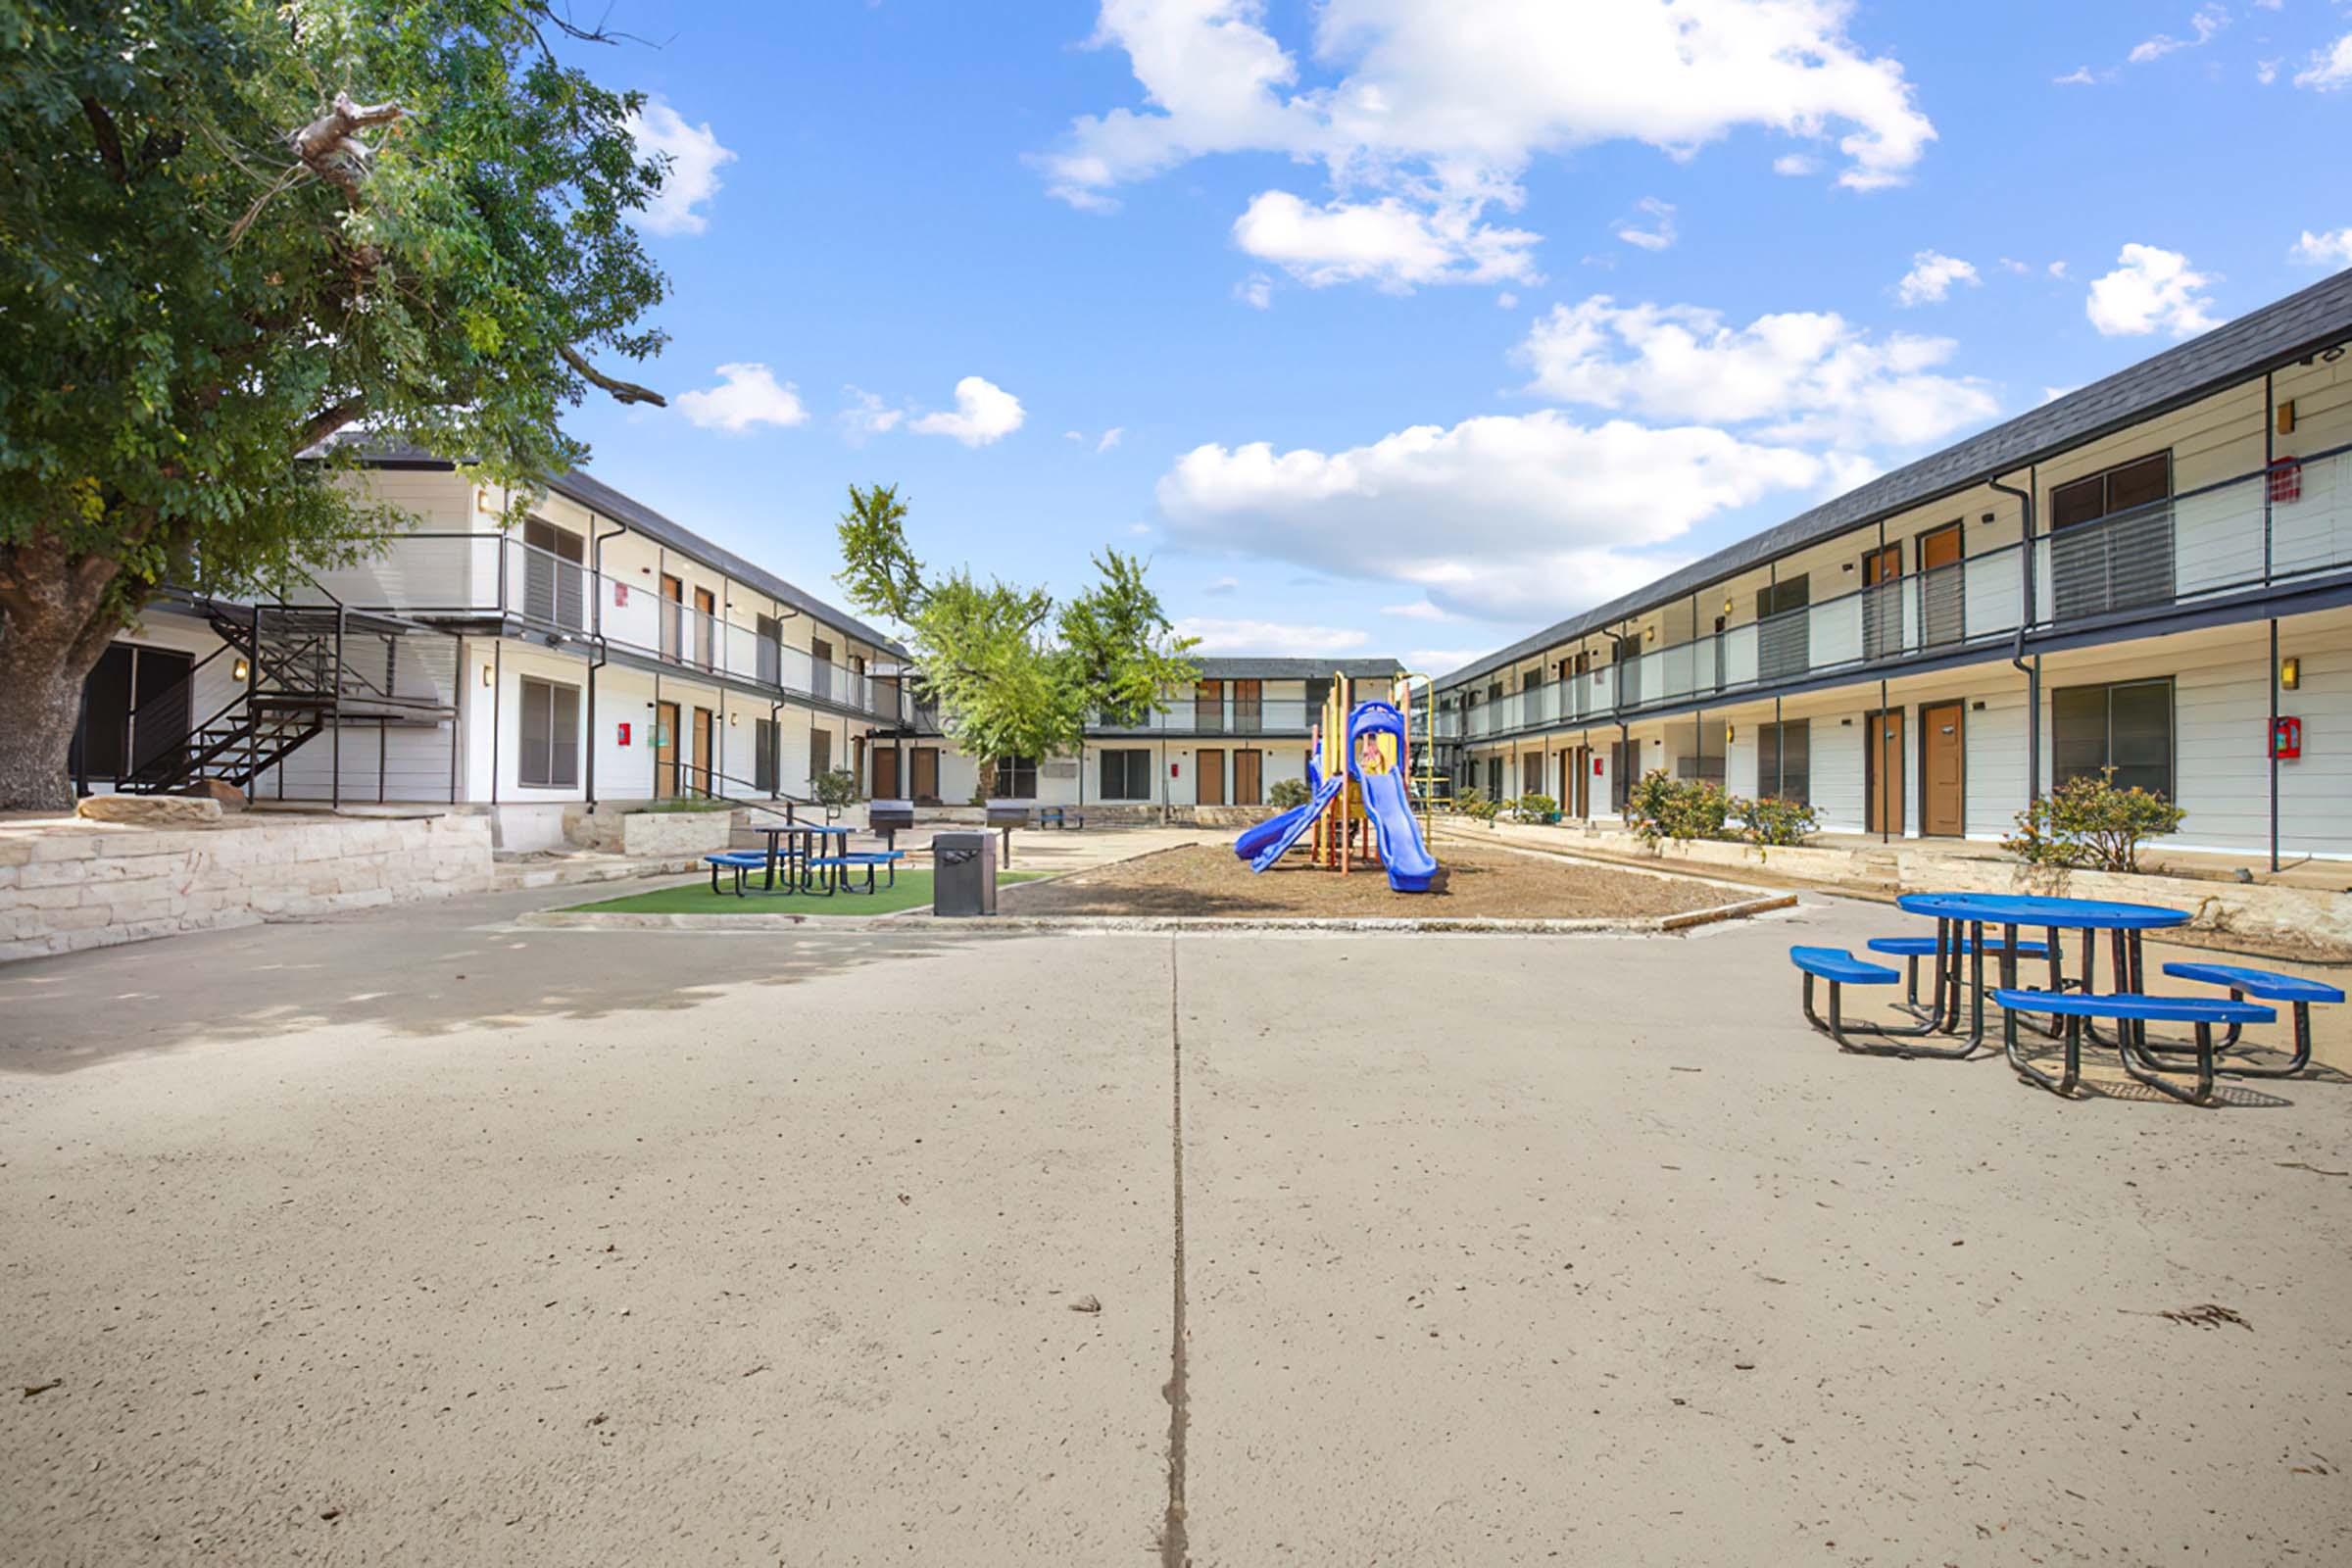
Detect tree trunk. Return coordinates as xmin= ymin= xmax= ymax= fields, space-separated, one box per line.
xmin=0 ymin=535 xmax=129 ymax=812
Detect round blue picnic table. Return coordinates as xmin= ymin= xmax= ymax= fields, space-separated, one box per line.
xmin=1895 ymin=891 xmax=2190 ymax=1095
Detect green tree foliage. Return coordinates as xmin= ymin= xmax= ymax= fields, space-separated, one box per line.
xmin=833 ymin=484 xmax=1199 ymax=768
xmin=0 ymin=0 xmax=671 ymax=807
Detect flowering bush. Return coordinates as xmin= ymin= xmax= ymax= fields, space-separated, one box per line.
xmin=1737 ymin=794 xmax=1819 ymax=848
xmin=1625 ymin=770 xmax=1731 ymax=847
xmin=2002 ymin=772 xmax=2184 ymax=873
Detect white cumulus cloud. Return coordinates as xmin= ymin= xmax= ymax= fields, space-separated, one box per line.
xmin=2084 ymin=244 xmax=2223 ymax=337
xmin=1894 ymin=250 xmax=1980 ymax=307
xmin=1156 ymin=411 xmax=1831 ymax=620
xmin=1172 ymin=616 xmax=1373 ymax=657
xmin=1041 ymin=0 xmax=1936 ymax=290
xmin=1514 ymin=295 xmax=1999 ymax=449
xmin=1233 ymin=190 xmax=1540 ymax=289
xmin=675 ymin=364 xmax=808 ymax=434
xmin=627 ymin=100 xmax=737 ymax=236
xmin=838 ymin=386 xmax=905 ymax=443
xmin=1097 ymin=426 xmax=1126 ymax=453
xmin=2129 ymin=5 xmax=2229 ymax=65
xmin=908 ymin=376 xmax=1026 ymax=447
xmin=2296 ymin=33 xmax=2352 ymax=91
xmin=2289 ymin=228 xmax=2352 ymax=268
xmin=1613 ymin=197 xmax=1678 ymax=252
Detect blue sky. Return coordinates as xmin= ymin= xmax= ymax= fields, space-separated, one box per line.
xmin=557 ymin=1 xmax=2352 ymax=673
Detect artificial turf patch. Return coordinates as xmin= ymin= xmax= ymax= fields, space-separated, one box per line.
xmin=562 ymin=868 xmax=1041 ymax=917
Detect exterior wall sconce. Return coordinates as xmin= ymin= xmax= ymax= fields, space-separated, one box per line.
xmin=2280 ymin=656 xmax=2300 ymax=691
xmin=1724 ymin=723 xmax=1735 ymax=742
xmin=232 ymin=658 xmax=249 ymax=682
xmin=481 ymin=664 xmax=495 ymax=687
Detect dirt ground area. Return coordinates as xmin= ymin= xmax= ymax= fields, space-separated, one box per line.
xmin=999 ymin=841 xmax=1742 ymax=919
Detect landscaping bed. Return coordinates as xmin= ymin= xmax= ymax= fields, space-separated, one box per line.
xmin=995 ymin=842 xmax=1738 ymax=921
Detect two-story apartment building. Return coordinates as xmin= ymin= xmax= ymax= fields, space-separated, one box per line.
xmin=70 ymin=452 xmax=1409 ymax=841
xmin=1435 ymin=269 xmax=2352 ymax=865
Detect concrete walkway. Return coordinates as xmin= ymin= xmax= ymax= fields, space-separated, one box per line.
xmin=2 ymin=887 xmax=2347 ymax=1564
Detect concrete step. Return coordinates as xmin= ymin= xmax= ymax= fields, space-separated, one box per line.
xmin=487 ymin=851 xmax=705 ymax=892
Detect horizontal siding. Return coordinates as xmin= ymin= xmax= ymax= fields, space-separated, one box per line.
xmin=1964 ymin=689 xmax=2029 ymax=839
xmin=1810 ymin=717 xmax=1865 ymax=833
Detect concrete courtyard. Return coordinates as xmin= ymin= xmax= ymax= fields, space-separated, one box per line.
xmin=2 ymin=884 xmax=2347 ymax=1565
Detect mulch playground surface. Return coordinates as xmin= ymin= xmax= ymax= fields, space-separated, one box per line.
xmin=998 ymin=841 xmax=1737 ymax=920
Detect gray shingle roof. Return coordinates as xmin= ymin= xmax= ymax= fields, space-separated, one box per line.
xmin=1194 ymin=656 xmax=1405 ymax=680
xmin=1440 ymin=267 xmax=2352 ymax=691
xmin=538 ymin=468 xmax=909 ymax=657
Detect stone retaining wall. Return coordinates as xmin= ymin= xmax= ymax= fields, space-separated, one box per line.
xmin=0 ymin=813 xmax=495 ymax=964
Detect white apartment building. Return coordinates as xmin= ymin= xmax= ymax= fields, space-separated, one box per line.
xmin=1434 ymin=269 xmax=2352 ymax=865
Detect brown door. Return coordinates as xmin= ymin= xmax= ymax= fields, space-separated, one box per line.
xmin=691 ymin=707 xmax=713 ymax=796
xmin=1196 ymin=748 xmax=1226 ymax=807
xmin=660 ymin=574 xmax=684 ymax=660
xmin=1921 ymin=702 xmax=1964 ymax=836
xmin=1867 ymin=709 xmax=1905 ymax=835
xmin=872 ymin=746 xmax=900 ymax=800
xmin=1233 ymin=679 xmax=1262 ymax=734
xmin=1564 ymin=746 xmax=1589 ymax=816
xmin=1233 ymin=749 xmax=1263 ymax=807
xmin=1861 ymin=543 xmax=1902 ymax=659
xmin=693 ymin=587 xmax=716 ymax=668
xmin=909 ymin=747 xmax=939 ymax=803
xmin=655 ymin=700 xmax=680 ymax=798
xmin=1194 ymin=680 xmax=1224 ymax=732
xmin=1918 ymin=522 xmax=1964 ymax=646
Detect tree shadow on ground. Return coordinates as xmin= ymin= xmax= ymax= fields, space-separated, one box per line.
xmin=0 ymin=886 xmax=1015 ymax=1077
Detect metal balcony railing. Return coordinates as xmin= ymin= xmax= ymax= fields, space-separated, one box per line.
xmin=1445 ymin=442 xmax=2352 ymax=745
xmin=289 ymin=533 xmax=910 ymax=724
xmin=1089 ymin=698 xmax=1313 ymax=735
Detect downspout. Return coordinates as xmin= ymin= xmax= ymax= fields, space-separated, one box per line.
xmin=2265 ymin=374 xmax=2278 ymax=873
xmin=587 ymin=514 xmax=624 ymax=809
xmin=1989 ymin=471 xmax=2039 ymax=805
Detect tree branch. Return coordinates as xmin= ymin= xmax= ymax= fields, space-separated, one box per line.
xmin=560 ymin=343 xmax=665 ymax=406
xmin=295 ymin=394 xmax=368 ymax=457
xmin=288 ymin=91 xmax=405 ymax=201
xmin=80 ymin=98 xmax=126 ymax=182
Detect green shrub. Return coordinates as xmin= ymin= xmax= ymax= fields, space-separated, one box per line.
xmin=1268 ymin=776 xmax=1312 ymax=810
xmin=2002 ymin=772 xmax=2184 ymax=873
xmin=811 ymin=767 xmax=861 ymax=821
xmin=1625 ymin=769 xmax=1731 ymax=847
xmin=1513 ymin=792 xmax=1558 ymax=822
xmin=1736 ymin=794 xmax=1818 ymax=848
xmin=1454 ymin=784 xmax=1500 ymax=823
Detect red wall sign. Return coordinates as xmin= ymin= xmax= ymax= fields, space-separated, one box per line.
xmin=616 ymin=721 xmax=632 ymax=747
xmin=2273 ymin=715 xmax=2301 ymax=760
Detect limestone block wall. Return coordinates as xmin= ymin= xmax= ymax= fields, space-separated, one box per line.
xmin=0 ymin=814 xmax=496 ymax=964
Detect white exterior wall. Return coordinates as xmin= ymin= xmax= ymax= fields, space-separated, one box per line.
xmin=1964 ymin=687 xmax=2031 ymax=841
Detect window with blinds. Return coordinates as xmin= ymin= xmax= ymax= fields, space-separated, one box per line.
xmin=2054 ymin=678 xmax=2174 ymax=797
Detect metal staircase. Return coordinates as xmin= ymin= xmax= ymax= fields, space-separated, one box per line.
xmin=117 ymin=601 xmax=456 ymax=796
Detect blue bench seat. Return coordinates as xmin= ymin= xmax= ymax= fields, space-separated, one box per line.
xmin=1992 ymin=989 xmax=2277 ymax=1105
xmin=806 ymin=850 xmax=906 ymax=894
xmin=705 ymin=849 xmax=779 ymax=896
xmin=2161 ymin=962 xmax=2345 ymax=1004
xmin=1788 ymin=947 xmax=1977 ymax=1058
xmin=1789 ymin=947 xmax=1899 ymax=985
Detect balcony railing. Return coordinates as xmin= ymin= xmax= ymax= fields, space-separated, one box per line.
xmin=289 ymin=532 xmax=911 ymax=724
xmin=1090 ymin=699 xmax=1312 ymax=735
xmin=1446 ymin=442 xmax=2352 ymax=745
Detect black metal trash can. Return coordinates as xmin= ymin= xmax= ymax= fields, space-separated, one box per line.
xmin=931 ymin=830 xmax=998 ymax=917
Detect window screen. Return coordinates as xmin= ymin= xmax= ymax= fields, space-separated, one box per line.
xmin=1755 ymin=720 xmax=1810 ymax=807
xmin=518 ymin=677 xmax=580 ymax=788
xmin=2053 ymin=678 xmax=2174 ymax=798
xmin=1099 ymin=748 xmax=1152 ymax=800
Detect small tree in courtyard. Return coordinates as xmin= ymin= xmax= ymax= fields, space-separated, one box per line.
xmin=834 ymin=482 xmax=1200 ymax=771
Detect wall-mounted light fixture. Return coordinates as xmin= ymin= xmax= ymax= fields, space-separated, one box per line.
xmin=232 ymin=658 xmax=249 ymax=682
xmin=481 ymin=664 xmax=495 ymax=688
xmin=1724 ymin=722 xmax=1736 ymax=742
xmin=1722 ymin=597 xmax=1733 ymax=616
xmin=2280 ymin=656 xmax=2301 ymax=691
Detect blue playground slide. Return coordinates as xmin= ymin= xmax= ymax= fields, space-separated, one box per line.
xmin=1233 ymin=751 xmax=1321 ymax=863
xmin=1236 ymin=772 xmax=1345 ymax=872
xmin=1348 ymin=702 xmax=1439 ymax=894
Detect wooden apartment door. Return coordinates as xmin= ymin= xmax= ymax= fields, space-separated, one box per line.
xmin=1867 ymin=709 xmax=1905 ymax=835
xmin=1921 ymin=702 xmax=1964 ymax=836
xmin=872 ymin=745 xmax=900 ymax=801
xmin=1232 ymin=749 xmax=1263 ymax=807
xmin=1861 ymin=543 xmax=1902 ymax=660
xmin=655 ymin=700 xmax=680 ymax=798
xmin=909 ymin=747 xmax=940 ymax=803
xmin=1196 ymin=748 xmax=1226 ymax=807
xmin=693 ymin=587 xmax=716 ymax=668
xmin=660 ymin=574 xmax=684 ymax=660
xmin=1919 ymin=522 xmax=1964 ymax=646
xmin=691 ymin=707 xmax=713 ymax=796
xmin=1564 ymin=746 xmax=1589 ymax=815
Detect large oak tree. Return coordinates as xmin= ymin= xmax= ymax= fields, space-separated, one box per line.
xmin=0 ymin=0 xmax=671 ymax=808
